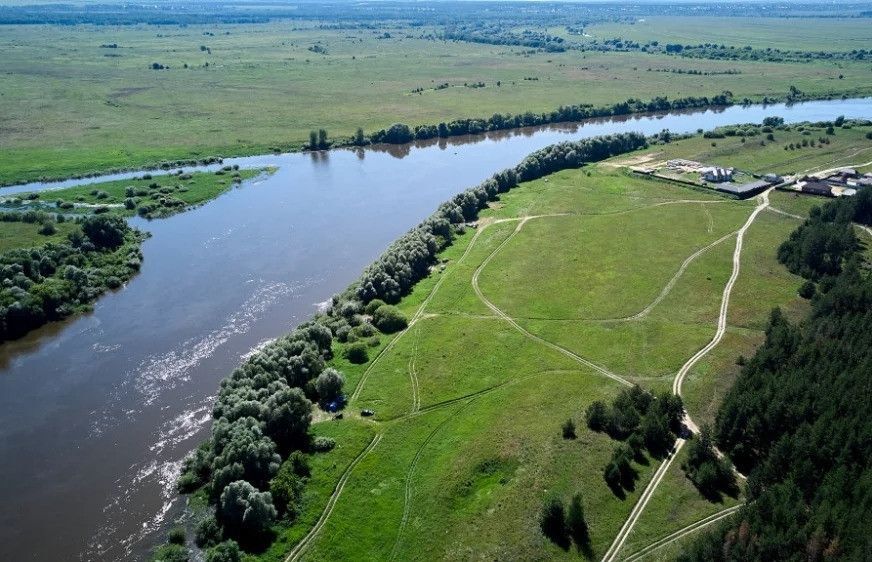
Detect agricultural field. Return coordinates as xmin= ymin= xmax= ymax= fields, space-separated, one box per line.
xmin=1 ymin=22 xmax=870 ymax=184
xmin=264 ymin=135 xmax=834 ymax=560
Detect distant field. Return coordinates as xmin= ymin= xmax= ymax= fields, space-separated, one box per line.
xmin=1 ymin=22 xmax=870 ymax=184
xmin=0 ymin=219 xmax=78 ymax=252
xmin=264 ymin=134 xmax=824 ymax=559
xmin=583 ymin=17 xmax=872 ymax=52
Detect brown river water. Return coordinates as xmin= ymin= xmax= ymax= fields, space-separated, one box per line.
xmin=0 ymin=98 xmax=869 ymax=560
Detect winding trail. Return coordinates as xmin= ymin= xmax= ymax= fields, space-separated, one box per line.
xmin=601 ymin=188 xmax=773 ymax=562
xmin=471 ymin=217 xmax=633 ymax=388
xmin=622 ymin=505 xmax=742 ymax=562
xmin=285 ymin=433 xmax=383 ymax=562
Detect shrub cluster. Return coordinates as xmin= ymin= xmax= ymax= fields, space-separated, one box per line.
xmin=0 ymin=215 xmax=142 ymax=341
xmin=586 ymin=386 xmax=683 ymax=494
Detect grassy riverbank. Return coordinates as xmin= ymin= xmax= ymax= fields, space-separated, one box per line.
xmin=2 ymin=168 xmax=268 ymax=219
xmin=2 ymin=21 xmax=870 ymax=185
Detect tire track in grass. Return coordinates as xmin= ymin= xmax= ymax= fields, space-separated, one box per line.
xmin=601 ymin=188 xmax=772 ymax=562
xmin=407 ymin=326 xmax=421 ymax=412
xmin=622 ymin=505 xmax=742 ymax=562
xmin=285 ymin=433 xmax=383 ymax=562
xmin=350 ymin=224 xmax=489 ymax=404
xmin=472 ymin=217 xmax=633 ymax=388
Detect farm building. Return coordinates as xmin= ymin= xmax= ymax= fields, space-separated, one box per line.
xmin=801 ymin=181 xmax=833 ymax=197
xmin=715 ymin=179 xmax=770 ymax=197
xmin=701 ymin=167 xmax=733 ymax=183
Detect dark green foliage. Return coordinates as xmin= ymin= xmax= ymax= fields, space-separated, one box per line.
xmin=0 ymin=217 xmax=143 ymax=342
xmin=314 ymin=367 xmax=344 ymax=402
xmin=682 ymin=426 xmax=737 ymax=500
xmin=681 ymin=206 xmax=872 ymax=560
xmin=205 ymin=540 xmax=242 ymax=562
xmin=566 ymin=493 xmax=590 ymax=551
xmin=287 ymin=450 xmax=311 ymax=478
xmin=562 ymin=418 xmax=576 ymax=439
xmin=539 ymin=497 xmax=569 ymax=548
xmin=798 ymin=280 xmax=815 ymax=299
xmin=585 ymin=400 xmax=609 ymax=432
xmin=167 ymin=527 xmax=186 ymax=545
xmin=81 ymin=214 xmax=127 ymax=249
xmin=210 ymin=416 xmax=281 ymax=497
xmin=344 ymin=341 xmax=368 ymax=363
xmin=363 ymin=298 xmax=386 ymax=315
xmin=269 ymin=460 xmax=306 ymax=519
xmin=153 ymin=543 xmax=189 ymax=562
xmin=195 ymin=516 xmax=222 ymax=548
xmin=372 ymin=304 xmax=408 ymax=333
xmin=217 ymin=480 xmax=276 ymax=542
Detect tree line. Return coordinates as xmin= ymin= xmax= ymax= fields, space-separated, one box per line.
xmin=679 ymin=189 xmax=872 ymax=561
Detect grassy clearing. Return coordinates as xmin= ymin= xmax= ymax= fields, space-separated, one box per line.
xmin=1 ymin=22 xmax=869 ymax=183
xmin=5 ymin=168 xmax=265 ymax=218
xmin=0 ymin=220 xmax=79 ymax=253
xmin=260 ymin=150 xmax=815 ymax=560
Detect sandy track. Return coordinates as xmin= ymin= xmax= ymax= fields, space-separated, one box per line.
xmin=622 ymin=505 xmax=742 ymax=562
xmin=284 ymin=433 xmax=383 ymax=562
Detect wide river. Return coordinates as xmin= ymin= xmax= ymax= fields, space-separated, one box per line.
xmin=1 ymin=98 xmax=870 ymax=561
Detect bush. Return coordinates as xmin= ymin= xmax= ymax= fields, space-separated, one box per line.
xmin=168 ymin=527 xmax=186 ymax=545
xmin=566 ymin=493 xmax=589 ymax=547
xmin=799 ymin=280 xmax=816 ymax=299
xmin=315 ymin=368 xmax=345 ymax=402
xmin=344 ymin=342 xmax=368 ymax=364
xmin=363 ymin=298 xmax=386 ymax=315
xmin=217 ymin=480 xmax=277 ymax=541
xmin=195 ymin=516 xmax=222 ymax=548
xmin=585 ymin=400 xmax=609 ymax=432
xmin=312 ymin=436 xmax=336 ymax=452
xmin=38 ymin=222 xmax=57 ymax=236
xmin=371 ymin=305 xmax=408 ymax=333
xmin=270 ymin=461 xmax=305 ymax=518
xmin=205 ymin=540 xmax=242 ymax=562
xmin=561 ymin=418 xmax=576 ymax=439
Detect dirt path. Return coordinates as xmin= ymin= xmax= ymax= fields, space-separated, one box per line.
xmin=802 ymin=155 xmax=872 ymax=177
xmin=601 ymin=188 xmax=772 ymax=562
xmin=349 ymin=223 xmax=489 ymax=403
xmin=285 ymin=433 xmax=383 ymax=562
xmin=622 ymin=505 xmax=742 ymax=562
xmin=471 ymin=217 xmax=633 ymax=388
xmin=614 ymin=230 xmax=737 ymax=322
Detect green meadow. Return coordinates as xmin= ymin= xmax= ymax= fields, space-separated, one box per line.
xmin=251 ymin=126 xmax=849 ymax=559
xmin=1 ymin=22 xmax=869 ymax=184
xmin=4 ymin=168 xmax=265 ymax=219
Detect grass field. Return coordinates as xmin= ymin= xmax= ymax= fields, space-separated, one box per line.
xmin=583 ymin=17 xmax=872 ymax=53
xmin=251 ymin=131 xmax=828 ymax=560
xmin=3 ymin=168 xmax=266 ymax=218
xmin=1 ymin=22 xmax=870 ymax=184
xmin=0 ymin=219 xmax=79 ymax=253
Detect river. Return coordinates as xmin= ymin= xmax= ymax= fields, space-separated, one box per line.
xmin=0 ymin=98 xmax=869 ymax=561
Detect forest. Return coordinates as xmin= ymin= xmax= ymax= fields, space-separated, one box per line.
xmin=679 ymin=189 xmax=872 ymax=560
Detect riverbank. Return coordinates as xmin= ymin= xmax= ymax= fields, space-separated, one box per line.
xmin=1 ymin=99 xmax=868 ymax=562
